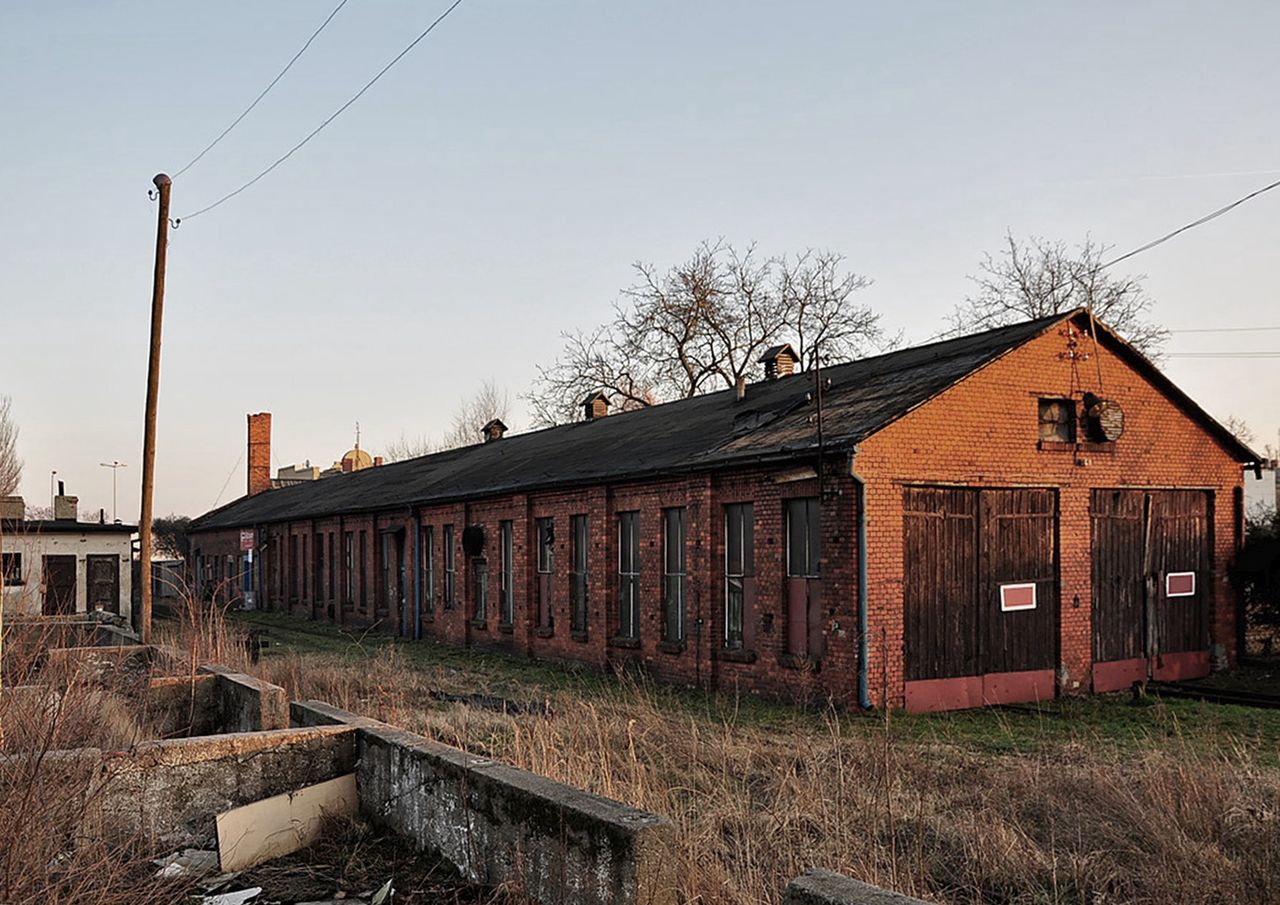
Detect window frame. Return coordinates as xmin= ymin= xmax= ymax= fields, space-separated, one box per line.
xmin=724 ymin=503 xmax=754 ymax=649
xmin=662 ymin=507 xmax=687 ymax=643
xmin=499 ymin=520 xmax=514 ymax=625
xmin=421 ymin=525 xmax=435 ymax=616
xmin=1038 ymin=397 xmax=1076 ymax=444
xmin=785 ymin=497 xmax=821 ymax=578
xmin=617 ymin=511 xmax=640 ymax=640
xmin=443 ymin=524 xmax=456 ymax=610
xmin=570 ymin=514 xmax=589 ymax=633
xmin=2 ymin=551 xmax=23 ymax=585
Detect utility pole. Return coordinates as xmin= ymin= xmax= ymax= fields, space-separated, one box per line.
xmin=138 ymin=173 xmax=172 ymax=644
xmin=100 ymin=461 xmax=126 ymax=523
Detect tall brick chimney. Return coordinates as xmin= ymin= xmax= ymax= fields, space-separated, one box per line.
xmin=247 ymin=412 xmax=272 ymax=496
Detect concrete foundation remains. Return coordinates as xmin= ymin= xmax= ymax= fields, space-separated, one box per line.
xmin=292 ymin=700 xmax=678 ymax=905
xmin=784 ymin=870 xmax=930 ymax=905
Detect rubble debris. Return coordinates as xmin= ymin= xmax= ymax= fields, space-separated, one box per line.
xmin=152 ymin=847 xmax=219 ymax=878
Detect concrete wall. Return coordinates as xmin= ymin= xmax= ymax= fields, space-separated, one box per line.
xmin=198 ymin=664 xmax=291 ymax=732
xmin=293 ymin=700 xmax=677 ymax=905
xmin=784 ymin=870 xmax=929 ymax=905
xmin=1 ymin=527 xmax=133 ymax=624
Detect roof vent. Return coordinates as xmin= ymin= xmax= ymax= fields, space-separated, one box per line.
xmin=481 ymin=418 xmax=508 ymax=443
xmin=1083 ymin=393 xmax=1125 ymax=442
xmin=582 ymin=391 xmax=609 ymax=421
xmin=759 ymin=344 xmax=797 ymax=380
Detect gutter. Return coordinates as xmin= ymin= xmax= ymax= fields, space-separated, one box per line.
xmin=849 ymin=447 xmax=872 ymax=710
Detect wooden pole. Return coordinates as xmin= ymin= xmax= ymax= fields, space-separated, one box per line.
xmin=138 ymin=173 xmax=172 ymax=644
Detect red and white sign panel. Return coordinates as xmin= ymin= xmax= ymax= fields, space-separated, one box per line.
xmin=1000 ymin=582 xmax=1037 ymax=612
xmin=1166 ymin=571 xmax=1196 ymax=598
xmin=239 ymin=529 xmax=256 ymax=552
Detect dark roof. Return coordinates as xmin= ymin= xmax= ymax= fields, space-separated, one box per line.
xmin=1 ymin=519 xmax=136 ymax=534
xmin=190 ymin=310 xmax=1258 ymax=532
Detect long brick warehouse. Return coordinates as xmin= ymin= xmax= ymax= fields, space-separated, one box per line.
xmin=188 ymin=310 xmax=1259 ymax=711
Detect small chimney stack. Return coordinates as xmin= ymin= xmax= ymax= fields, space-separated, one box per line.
xmin=759 ymin=344 xmax=797 ymax=380
xmin=735 ymin=375 xmax=747 ymax=401
xmin=247 ymin=412 xmax=272 ymax=496
xmin=481 ymin=418 xmax=508 ymax=443
xmin=0 ymin=496 xmax=23 ymax=520
xmin=582 ymin=392 xmax=609 ymax=421
xmin=373 ymin=456 xmax=384 ymax=467
xmin=54 ymin=491 xmax=78 ymax=521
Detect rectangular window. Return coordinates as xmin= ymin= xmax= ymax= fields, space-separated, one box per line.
xmin=724 ymin=503 xmax=754 ymax=649
xmin=570 ymin=515 xmax=589 ymax=633
xmin=359 ymin=530 xmax=368 ymax=610
xmin=301 ymin=535 xmax=309 ymax=599
xmin=2 ymin=551 xmax=23 ymax=585
xmin=500 ymin=520 xmax=514 ymax=624
xmin=421 ymin=526 xmax=435 ymax=616
xmin=786 ymin=497 xmax=821 ymax=577
xmin=443 ymin=524 xmax=456 ymax=610
xmin=314 ymin=532 xmax=324 ymax=602
xmin=344 ymin=532 xmax=354 ymax=603
xmin=617 ymin=511 xmax=640 ymax=640
xmin=662 ymin=508 xmax=687 ymax=643
xmin=328 ymin=533 xmax=335 ymax=600
xmin=535 ymin=517 xmax=554 ymax=629
xmin=1038 ymin=398 xmax=1076 ymax=443
xmin=289 ymin=535 xmax=299 ymax=599
xmin=474 ymin=558 xmax=488 ymax=621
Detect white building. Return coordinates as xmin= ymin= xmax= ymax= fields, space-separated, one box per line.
xmin=1 ymin=495 xmax=134 ymax=627
xmin=1244 ymin=462 xmax=1279 ymax=521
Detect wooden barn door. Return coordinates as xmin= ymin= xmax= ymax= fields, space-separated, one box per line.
xmin=1091 ymin=489 xmax=1212 ymax=691
xmin=86 ymin=555 xmax=120 ymax=614
xmin=903 ymin=486 xmax=1058 ymax=711
xmin=42 ymin=555 xmax=77 ymax=615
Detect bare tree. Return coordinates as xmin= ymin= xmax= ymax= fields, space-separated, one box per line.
xmin=0 ymin=395 xmax=20 ymax=497
xmin=527 ymin=241 xmax=881 ymax=425
xmin=440 ymin=378 xmax=511 ymax=450
xmin=384 ymin=432 xmax=436 ymax=463
xmin=384 ymin=379 xmax=513 ymax=461
xmin=952 ymin=233 xmax=1169 ymax=356
xmin=1223 ymin=415 xmax=1257 ymax=447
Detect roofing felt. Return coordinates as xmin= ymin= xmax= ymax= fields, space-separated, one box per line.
xmin=1 ymin=520 xmax=137 ymax=534
xmin=193 ymin=314 xmax=1071 ymax=531
xmin=190 ymin=310 xmax=1257 ymax=533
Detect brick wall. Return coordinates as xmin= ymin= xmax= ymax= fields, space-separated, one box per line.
xmin=857 ymin=325 xmax=1244 ymax=707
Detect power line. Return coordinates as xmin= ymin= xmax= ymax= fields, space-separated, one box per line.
xmin=1170 ymin=325 xmax=1280 ymax=334
xmin=173 ymin=0 xmax=352 ymax=180
xmin=1165 ymin=352 xmax=1280 ymax=358
xmin=1100 ymin=177 xmax=1280 ymax=270
xmin=177 ymin=0 xmax=467 ymax=223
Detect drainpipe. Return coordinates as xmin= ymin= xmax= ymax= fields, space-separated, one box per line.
xmin=850 ymin=448 xmax=872 ymax=710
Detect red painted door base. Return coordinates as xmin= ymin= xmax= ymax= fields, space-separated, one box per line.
xmin=1153 ymin=650 xmax=1210 ymax=681
xmin=1094 ymin=651 xmax=1210 ymax=691
xmin=1093 ymin=657 xmax=1147 ymax=693
xmin=904 ymin=669 xmax=1056 ymax=713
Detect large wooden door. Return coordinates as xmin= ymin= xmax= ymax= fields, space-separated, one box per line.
xmin=903 ymin=487 xmax=1058 ymax=710
xmin=86 ymin=554 xmax=120 ymax=614
xmin=43 ymin=555 xmax=77 ymax=615
xmin=1091 ymin=489 xmax=1212 ymax=691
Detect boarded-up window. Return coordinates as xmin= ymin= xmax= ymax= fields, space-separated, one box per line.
xmin=786 ymin=498 xmax=820 ymax=578
xmin=618 ymin=512 xmax=640 ymax=639
xmin=724 ymin=503 xmax=754 ymax=650
xmin=473 ymin=558 xmax=488 ymax=621
xmin=344 ymin=532 xmax=354 ymax=603
xmin=570 ymin=515 xmax=588 ymax=632
xmin=1038 ymin=398 xmax=1075 ymax=443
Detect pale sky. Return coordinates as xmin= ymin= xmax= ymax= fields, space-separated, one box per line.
xmin=2 ymin=1 xmax=1277 ymax=522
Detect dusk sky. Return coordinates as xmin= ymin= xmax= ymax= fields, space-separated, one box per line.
xmin=2 ymin=1 xmax=1277 ymax=523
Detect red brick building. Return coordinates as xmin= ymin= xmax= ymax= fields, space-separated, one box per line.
xmin=188 ymin=311 xmax=1258 ymax=711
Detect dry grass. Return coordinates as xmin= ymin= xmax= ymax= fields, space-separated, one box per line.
xmin=247 ymin=629 xmax=1280 ymax=905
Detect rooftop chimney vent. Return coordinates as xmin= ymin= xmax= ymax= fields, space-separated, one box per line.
xmin=481 ymin=418 xmax=508 ymax=442
xmin=759 ymin=343 xmax=797 ymax=380
xmin=582 ymin=391 xmax=609 ymax=421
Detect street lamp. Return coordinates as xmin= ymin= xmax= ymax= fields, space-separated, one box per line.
xmin=100 ymin=461 xmax=127 ymax=524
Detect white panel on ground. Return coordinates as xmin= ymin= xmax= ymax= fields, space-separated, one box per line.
xmin=215 ymin=773 xmax=357 ymax=872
